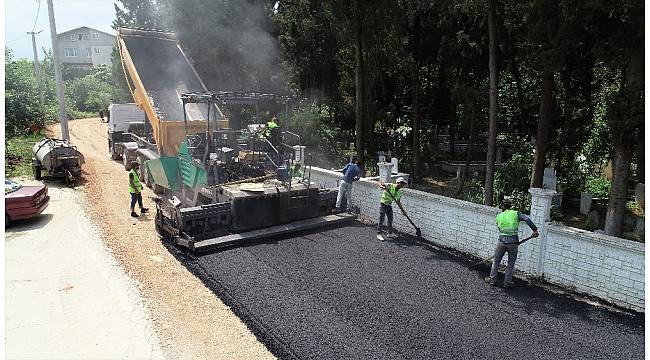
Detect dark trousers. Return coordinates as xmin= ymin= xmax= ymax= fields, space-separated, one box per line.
xmin=130 ymin=192 xmax=143 ymax=210
xmin=378 ymin=203 xmax=394 ymax=232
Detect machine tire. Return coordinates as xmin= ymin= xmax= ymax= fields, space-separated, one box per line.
xmin=109 ymin=142 xmax=120 ymax=160
xmin=152 ymin=183 xmax=164 ymax=195
xmin=33 ymin=163 xmax=42 ymax=180
xmin=123 ymin=149 xmax=130 ymax=170
xmin=5 ymin=213 xmax=11 ymax=229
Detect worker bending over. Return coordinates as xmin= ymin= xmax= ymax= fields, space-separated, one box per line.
xmin=485 ymin=198 xmax=538 ymax=288
xmin=291 ymin=163 xmax=303 ymax=178
xmin=334 ymin=157 xmax=360 ymax=213
xmin=377 ymin=177 xmax=408 ymax=236
xmin=264 ymin=116 xmax=280 ymax=147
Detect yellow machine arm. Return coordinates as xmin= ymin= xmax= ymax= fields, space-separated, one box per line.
xmin=116 ymin=28 xmax=228 ymax=156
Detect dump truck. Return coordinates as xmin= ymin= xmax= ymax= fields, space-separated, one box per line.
xmin=117 ymin=27 xmax=353 ymax=253
xmin=106 ymin=103 xmax=148 ymax=168
xmin=116 ymin=28 xmax=223 ymax=192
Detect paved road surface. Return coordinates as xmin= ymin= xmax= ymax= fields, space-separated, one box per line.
xmin=171 ymin=223 xmax=644 ymax=360
xmin=5 ymin=182 xmax=163 ymax=359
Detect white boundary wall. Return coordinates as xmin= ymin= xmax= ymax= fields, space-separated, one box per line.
xmin=309 ymin=167 xmax=645 ymax=312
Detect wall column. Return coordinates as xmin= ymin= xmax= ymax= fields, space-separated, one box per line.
xmin=528 ymin=188 xmax=557 ymax=276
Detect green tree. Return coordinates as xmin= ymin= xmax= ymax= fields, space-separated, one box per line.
xmin=5 ymin=48 xmax=44 ymax=136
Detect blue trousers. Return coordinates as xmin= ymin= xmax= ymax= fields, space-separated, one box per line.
xmin=130 ymin=192 xmax=143 ymax=210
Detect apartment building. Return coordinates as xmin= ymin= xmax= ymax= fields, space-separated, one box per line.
xmin=57 ymin=26 xmax=116 ymax=70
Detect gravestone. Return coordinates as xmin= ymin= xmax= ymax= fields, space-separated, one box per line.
xmin=580 ymin=192 xmax=593 ymax=215
xmin=377 ymin=151 xmax=386 ymax=164
xmin=293 ymin=145 xmax=306 ymax=165
xmin=635 ymin=183 xmax=644 ymax=209
xmin=543 ymin=168 xmax=557 ymax=190
xmin=391 ymin=157 xmax=399 ymax=174
xmin=586 ymin=210 xmax=600 ymax=231
xmin=543 ymin=168 xmax=562 ymax=206
xmin=635 ymin=218 xmax=644 ymax=239
xmin=496 ymin=147 xmax=503 ymax=163
xmin=378 ymin=162 xmax=393 ymax=183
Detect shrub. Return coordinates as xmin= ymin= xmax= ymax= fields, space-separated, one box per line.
xmin=585 ymin=176 xmax=611 ymax=198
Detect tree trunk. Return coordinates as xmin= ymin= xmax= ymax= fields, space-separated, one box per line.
xmin=412 ymin=15 xmax=421 ymax=182
xmin=605 ymin=47 xmax=643 ymax=236
xmin=530 ymin=66 xmax=554 ymax=188
xmin=354 ymin=0 xmax=364 ymax=170
xmin=484 ymin=0 xmax=498 ymax=207
xmin=637 ymin=143 xmax=644 ymax=183
xmin=604 ymin=142 xmax=632 ymax=236
xmin=456 ymin=101 xmax=476 ymax=197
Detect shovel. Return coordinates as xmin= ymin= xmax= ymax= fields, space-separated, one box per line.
xmin=470 ymin=234 xmax=535 ymax=269
xmin=383 ymin=185 xmax=422 ymax=237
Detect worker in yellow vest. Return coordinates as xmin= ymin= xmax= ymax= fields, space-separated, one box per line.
xmin=377 ymin=177 xmax=408 ymax=236
xmin=264 ymin=116 xmax=280 ymax=147
xmin=485 ymin=198 xmax=538 ymax=288
xmin=129 ymin=161 xmax=149 ymax=218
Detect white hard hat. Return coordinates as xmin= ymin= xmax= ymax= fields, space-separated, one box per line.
xmin=396 ymin=177 xmax=407 ymax=184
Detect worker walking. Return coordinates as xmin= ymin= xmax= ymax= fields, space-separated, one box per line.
xmin=334 ymin=157 xmax=360 ymax=213
xmin=128 ymin=162 xmax=149 ymax=218
xmin=485 ymin=198 xmax=539 ymax=288
xmin=377 ymin=177 xmax=408 ymax=236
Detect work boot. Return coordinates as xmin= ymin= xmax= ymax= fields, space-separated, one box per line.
xmin=484 ymin=276 xmax=496 ymax=286
xmin=131 ymin=211 xmax=139 ymax=218
xmin=141 ymin=208 xmax=149 ymax=213
xmin=503 ymin=281 xmax=513 ymax=289
xmin=333 ymin=207 xmax=341 ymax=214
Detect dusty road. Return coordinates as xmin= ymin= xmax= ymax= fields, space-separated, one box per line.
xmin=51 ymin=118 xmax=274 ymax=360
xmin=6 ymin=182 xmax=163 ymax=359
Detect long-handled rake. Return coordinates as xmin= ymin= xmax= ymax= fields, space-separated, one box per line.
xmin=470 ymin=234 xmax=535 ymax=269
xmin=383 ymin=186 xmax=422 ymax=237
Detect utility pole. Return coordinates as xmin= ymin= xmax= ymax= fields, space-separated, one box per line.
xmin=27 ymin=30 xmax=45 ymax=107
xmin=46 ymin=0 xmax=69 ymax=140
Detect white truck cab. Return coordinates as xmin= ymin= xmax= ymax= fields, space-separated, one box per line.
xmin=108 ymin=103 xmax=145 ymax=133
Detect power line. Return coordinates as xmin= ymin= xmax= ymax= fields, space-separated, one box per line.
xmin=32 ymin=0 xmax=42 ymax=33
xmin=6 ymin=34 xmax=30 ymax=44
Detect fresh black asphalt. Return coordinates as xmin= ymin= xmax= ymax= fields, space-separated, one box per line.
xmin=168 ymin=222 xmax=644 ymax=360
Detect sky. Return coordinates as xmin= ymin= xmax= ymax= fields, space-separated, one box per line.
xmin=5 ymin=0 xmax=117 ymax=60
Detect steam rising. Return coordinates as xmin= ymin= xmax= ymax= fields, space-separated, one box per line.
xmin=160 ymin=0 xmax=286 ymax=93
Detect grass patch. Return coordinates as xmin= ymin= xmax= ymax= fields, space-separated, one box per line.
xmin=5 ymin=132 xmax=45 ymax=178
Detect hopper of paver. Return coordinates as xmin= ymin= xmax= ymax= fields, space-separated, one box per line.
xmin=117 ymin=28 xmax=228 ymax=157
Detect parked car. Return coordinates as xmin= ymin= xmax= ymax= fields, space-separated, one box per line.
xmin=5 ymin=179 xmax=50 ymax=229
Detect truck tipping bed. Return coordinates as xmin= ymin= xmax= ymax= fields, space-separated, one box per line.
xmin=117 ymin=28 xmax=227 ymax=156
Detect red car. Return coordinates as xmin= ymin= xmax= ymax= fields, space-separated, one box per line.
xmin=5 ymin=179 xmax=50 ymax=228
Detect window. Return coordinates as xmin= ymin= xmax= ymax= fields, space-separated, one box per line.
xmin=68 ymin=34 xmax=76 ymax=41
xmin=92 ymin=33 xmax=99 ymax=39
xmin=64 ymin=48 xmax=77 ymax=57
xmin=84 ymin=48 xmax=91 ymax=57
xmin=77 ymin=34 xmax=83 ymax=40
xmin=94 ymin=48 xmax=100 ymax=54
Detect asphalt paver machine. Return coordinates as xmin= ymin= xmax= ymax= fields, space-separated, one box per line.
xmin=155 ymin=91 xmax=354 ymax=253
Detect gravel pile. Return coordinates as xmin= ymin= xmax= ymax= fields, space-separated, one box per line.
xmin=52 ymin=119 xmax=274 ymax=360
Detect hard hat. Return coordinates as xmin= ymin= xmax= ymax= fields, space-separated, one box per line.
xmin=396 ymin=177 xmax=407 ymax=184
